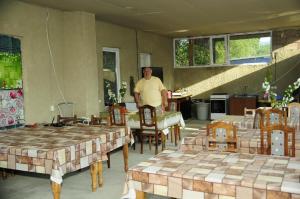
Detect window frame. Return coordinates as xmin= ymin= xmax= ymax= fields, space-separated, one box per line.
xmin=173 ymin=30 xmax=272 ymax=68
xmin=102 ymin=47 xmax=121 ymax=103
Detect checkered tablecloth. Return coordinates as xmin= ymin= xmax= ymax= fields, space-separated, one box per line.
xmin=0 ymin=125 xmax=130 ymax=184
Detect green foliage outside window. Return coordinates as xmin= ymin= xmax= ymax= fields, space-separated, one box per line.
xmin=174 ymin=32 xmax=271 ymax=67
xmin=0 ymin=52 xmax=22 ymax=89
xmin=230 ymin=36 xmax=270 ymax=61
xmin=213 ymin=39 xmax=226 ymax=64
xmin=194 ymin=38 xmax=210 ymax=65
xmin=175 ymin=39 xmax=189 ymax=67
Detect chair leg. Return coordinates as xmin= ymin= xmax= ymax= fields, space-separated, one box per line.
xmin=155 ymin=132 xmax=159 ymax=155
xmin=140 ymin=134 xmax=144 ymax=154
xmin=149 ymin=136 xmax=152 ymax=151
xmin=161 ymin=134 xmax=164 ymax=151
xmin=107 ymin=152 xmax=111 ymax=168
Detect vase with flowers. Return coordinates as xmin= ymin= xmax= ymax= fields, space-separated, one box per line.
xmin=106 ymin=81 xmax=127 ymax=105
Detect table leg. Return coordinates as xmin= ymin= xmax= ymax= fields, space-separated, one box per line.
xmin=51 ymin=182 xmax=61 ymax=199
xmin=97 ymin=161 xmax=103 ymax=187
xmin=170 ymin=126 xmax=174 ymax=143
xmin=123 ymin=144 xmax=129 ymax=172
xmin=136 ymin=190 xmax=145 ymax=199
xmin=174 ymin=124 xmax=178 ymax=146
xmin=90 ymin=163 xmax=98 ymax=192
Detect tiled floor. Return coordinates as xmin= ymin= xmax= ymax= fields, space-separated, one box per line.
xmin=0 ymin=119 xmax=207 ymax=199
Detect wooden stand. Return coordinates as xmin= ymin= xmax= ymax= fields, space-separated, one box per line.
xmin=136 ymin=190 xmax=145 ymax=199
xmin=90 ymin=163 xmax=98 ymax=192
xmin=123 ymin=144 xmax=129 ymax=172
xmin=51 ymin=182 xmax=61 ymax=199
xmin=97 ymin=161 xmax=103 ymax=187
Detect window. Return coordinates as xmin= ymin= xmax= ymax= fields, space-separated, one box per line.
xmin=102 ymin=47 xmax=120 ymax=105
xmin=174 ymin=31 xmax=271 ymax=67
xmin=194 ymin=38 xmax=210 ymax=65
xmin=212 ymin=36 xmax=226 ymax=65
xmin=229 ymin=33 xmax=271 ymax=64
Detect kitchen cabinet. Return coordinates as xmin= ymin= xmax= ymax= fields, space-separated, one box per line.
xmin=229 ymin=95 xmax=257 ymax=115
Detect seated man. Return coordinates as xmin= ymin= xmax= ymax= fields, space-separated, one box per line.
xmin=134 ymin=67 xmax=168 ymax=113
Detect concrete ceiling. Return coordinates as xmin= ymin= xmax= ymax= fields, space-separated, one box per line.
xmin=20 ymin=0 xmax=300 ymax=37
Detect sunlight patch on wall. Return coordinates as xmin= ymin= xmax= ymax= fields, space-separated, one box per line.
xmin=186 ymin=65 xmax=268 ymax=96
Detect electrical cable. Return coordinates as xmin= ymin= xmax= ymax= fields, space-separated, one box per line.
xmin=45 ymin=8 xmax=66 ymax=103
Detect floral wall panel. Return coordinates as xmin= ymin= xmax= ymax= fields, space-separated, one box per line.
xmin=0 ymin=35 xmax=24 ymax=128
xmin=0 ymin=89 xmax=24 ymax=127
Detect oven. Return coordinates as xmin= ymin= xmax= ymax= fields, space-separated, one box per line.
xmin=210 ymin=93 xmax=229 ymax=120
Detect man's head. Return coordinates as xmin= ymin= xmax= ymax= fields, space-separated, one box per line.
xmin=143 ymin=67 xmax=152 ymax=80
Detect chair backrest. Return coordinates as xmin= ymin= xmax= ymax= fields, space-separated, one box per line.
xmin=166 ymin=99 xmax=179 ymax=112
xmin=57 ymin=102 xmax=75 ymax=117
xmin=253 ymin=109 xmax=265 ymax=129
xmin=57 ymin=102 xmax=77 ymax=125
xmin=244 ymin=107 xmax=256 ymax=117
xmin=288 ymin=102 xmax=300 ymax=121
xmin=109 ymin=104 xmax=126 ymax=126
xmin=266 ymin=124 xmax=295 ymax=157
xmin=138 ymin=105 xmax=158 ymax=130
xmin=90 ymin=115 xmax=102 ymax=125
xmin=265 ymin=108 xmax=287 ymax=127
xmin=206 ymin=121 xmax=237 ymax=152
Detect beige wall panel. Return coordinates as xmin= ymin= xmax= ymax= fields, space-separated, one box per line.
xmin=137 ymin=31 xmax=174 ymax=90
xmin=63 ymin=12 xmax=98 ymax=117
xmin=0 ymin=0 xmax=64 ymax=123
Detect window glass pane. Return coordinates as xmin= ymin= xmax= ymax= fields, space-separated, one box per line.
xmin=212 ymin=37 xmax=226 ymax=64
xmin=229 ymin=33 xmax=271 ymax=64
xmin=175 ymin=39 xmax=189 ymax=67
xmin=193 ymin=38 xmax=210 ymax=65
xmin=103 ymin=50 xmax=118 ymax=105
xmin=103 ymin=51 xmax=116 ymax=71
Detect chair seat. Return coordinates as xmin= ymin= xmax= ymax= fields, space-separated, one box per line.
xmin=141 ymin=130 xmax=160 ymax=135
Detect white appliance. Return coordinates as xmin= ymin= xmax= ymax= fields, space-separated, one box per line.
xmin=210 ymin=93 xmax=230 ymax=120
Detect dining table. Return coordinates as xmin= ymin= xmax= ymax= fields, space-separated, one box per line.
xmin=214 ymin=114 xmax=300 ymax=131
xmin=126 ymin=111 xmax=185 ymax=145
xmin=125 ymin=150 xmax=300 ymax=199
xmin=0 ymin=125 xmax=131 ymax=199
xmin=180 ymin=127 xmax=300 ymax=157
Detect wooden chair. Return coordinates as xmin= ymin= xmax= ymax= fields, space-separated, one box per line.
xmin=288 ymin=102 xmax=300 ymax=130
xmin=138 ymin=105 xmax=165 ymax=155
xmin=57 ymin=102 xmax=77 ymax=125
xmin=109 ymin=104 xmax=126 ymax=126
xmin=253 ymin=109 xmax=265 ymax=129
xmin=254 ymin=108 xmax=287 ymax=154
xmin=206 ymin=121 xmax=238 ymax=152
xmin=288 ymin=102 xmax=300 ymax=117
xmin=264 ymin=108 xmax=287 ymax=127
xmin=244 ymin=107 xmax=256 ymax=117
xmin=90 ymin=115 xmax=102 ymax=125
xmin=166 ymin=99 xmax=181 ymax=143
xmin=106 ymin=104 xmax=127 ymax=168
xmin=265 ymin=124 xmax=295 ymax=157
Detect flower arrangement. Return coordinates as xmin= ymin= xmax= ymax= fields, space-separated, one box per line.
xmin=262 ymin=77 xmax=277 ymax=103
xmin=262 ymin=76 xmax=300 ymax=108
xmin=272 ymin=77 xmax=300 ymax=108
xmin=106 ymin=81 xmax=127 ymax=104
xmin=119 ymin=81 xmax=127 ymax=102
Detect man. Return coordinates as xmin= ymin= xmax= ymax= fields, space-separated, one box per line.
xmin=134 ymin=67 xmax=168 ymax=112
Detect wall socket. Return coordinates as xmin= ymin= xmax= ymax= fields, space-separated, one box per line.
xmin=50 ymin=105 xmax=55 ymax=112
